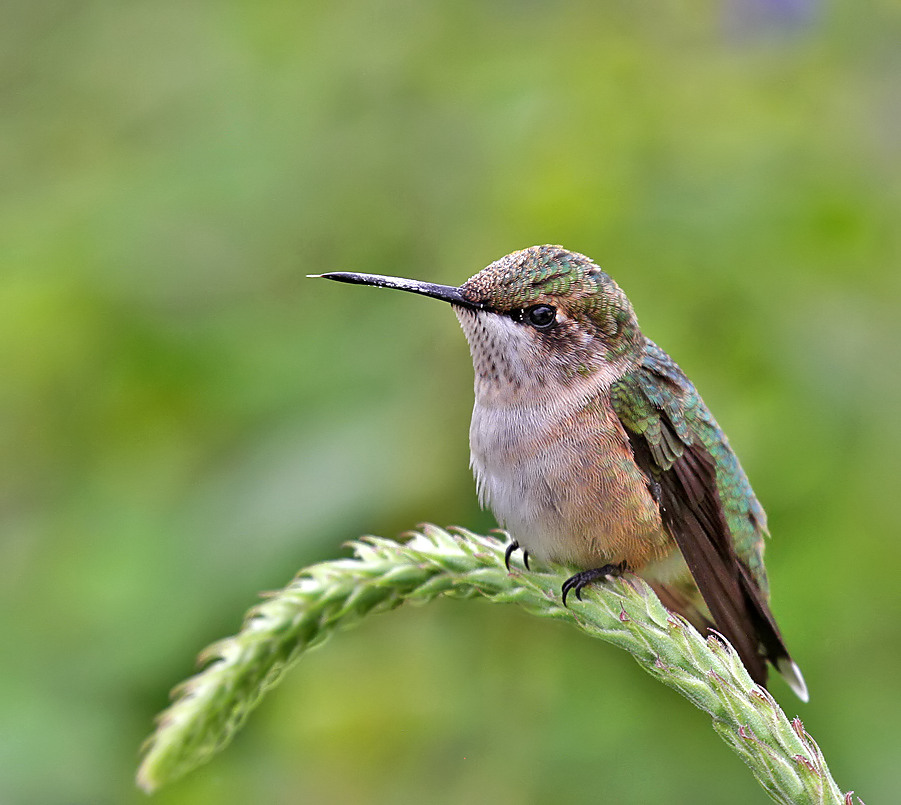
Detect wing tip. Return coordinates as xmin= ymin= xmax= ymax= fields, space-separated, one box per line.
xmin=776 ymin=657 xmax=809 ymax=703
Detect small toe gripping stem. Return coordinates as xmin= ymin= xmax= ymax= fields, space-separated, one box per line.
xmin=504 ymin=540 xmax=530 ymax=571
xmin=561 ymin=561 xmax=629 ymax=607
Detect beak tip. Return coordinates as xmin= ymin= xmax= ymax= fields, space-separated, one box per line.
xmin=310 ymin=271 xmax=363 ymax=283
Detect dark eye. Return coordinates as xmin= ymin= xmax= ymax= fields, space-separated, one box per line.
xmin=524 ymin=304 xmax=556 ymax=330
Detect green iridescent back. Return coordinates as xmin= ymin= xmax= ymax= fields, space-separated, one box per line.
xmin=611 ymin=341 xmax=770 ymax=595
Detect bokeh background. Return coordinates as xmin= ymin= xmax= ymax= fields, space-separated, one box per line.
xmin=2 ymin=1 xmax=899 ymax=802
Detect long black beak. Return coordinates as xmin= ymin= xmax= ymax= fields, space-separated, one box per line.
xmin=310 ymin=271 xmax=484 ymax=310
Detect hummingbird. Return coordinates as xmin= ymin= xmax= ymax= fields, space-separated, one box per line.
xmin=312 ymin=245 xmax=808 ymax=701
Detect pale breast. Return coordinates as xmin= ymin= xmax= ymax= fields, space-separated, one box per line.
xmin=470 ymin=394 xmax=670 ymax=570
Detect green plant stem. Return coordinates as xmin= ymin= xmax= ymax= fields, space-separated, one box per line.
xmin=137 ymin=526 xmax=859 ymax=804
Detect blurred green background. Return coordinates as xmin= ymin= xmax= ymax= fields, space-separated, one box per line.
xmin=2 ymin=1 xmax=899 ymax=802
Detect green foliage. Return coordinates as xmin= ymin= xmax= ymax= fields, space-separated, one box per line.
xmin=139 ymin=527 xmax=856 ymax=804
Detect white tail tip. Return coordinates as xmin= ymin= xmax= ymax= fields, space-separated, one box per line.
xmin=776 ymin=658 xmax=809 ymax=703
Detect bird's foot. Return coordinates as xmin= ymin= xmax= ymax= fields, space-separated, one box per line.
xmin=561 ymin=561 xmax=628 ymax=607
xmin=504 ymin=540 xmax=531 ymax=571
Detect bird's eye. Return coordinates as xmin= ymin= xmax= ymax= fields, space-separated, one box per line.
xmin=524 ymin=304 xmax=556 ymax=330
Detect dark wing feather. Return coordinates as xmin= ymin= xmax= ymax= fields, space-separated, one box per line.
xmin=627 ymin=430 xmax=788 ymax=685
xmin=613 ymin=345 xmax=793 ymax=687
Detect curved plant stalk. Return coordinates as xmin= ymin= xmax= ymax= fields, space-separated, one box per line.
xmin=137 ymin=526 xmax=861 ymax=804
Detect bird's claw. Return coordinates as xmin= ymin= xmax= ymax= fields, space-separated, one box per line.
xmin=504 ymin=540 xmax=531 ymax=571
xmin=561 ymin=561 xmax=628 ymax=607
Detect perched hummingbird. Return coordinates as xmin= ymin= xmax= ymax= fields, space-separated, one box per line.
xmin=312 ymin=245 xmax=807 ymax=700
